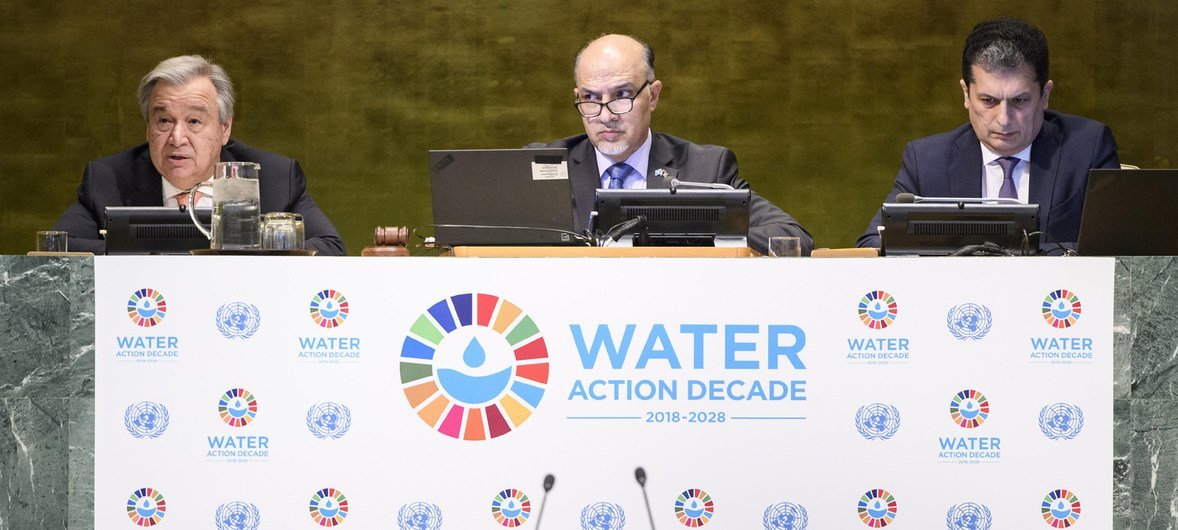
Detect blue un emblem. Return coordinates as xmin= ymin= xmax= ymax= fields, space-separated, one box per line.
xmin=855 ymin=403 xmax=901 ymax=441
xmin=581 ymin=502 xmax=626 ymax=530
xmin=124 ymin=401 xmax=169 ymax=439
xmin=306 ymin=402 xmax=352 ymax=439
xmin=763 ymin=501 xmax=808 ymax=530
xmin=1039 ymin=403 xmax=1085 ymax=440
xmin=397 ymin=501 xmax=443 ymax=530
xmin=216 ymin=302 xmax=261 ymax=339
xmin=946 ymin=303 xmax=992 ymax=340
xmin=946 ymin=502 xmax=992 ymax=530
xmin=215 ymin=501 xmax=261 ymax=530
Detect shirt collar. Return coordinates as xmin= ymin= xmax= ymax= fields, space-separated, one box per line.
xmin=161 ymin=176 xmax=213 ymax=203
xmin=595 ymin=129 xmax=654 ymax=180
xmin=979 ymin=141 xmax=1032 ymax=165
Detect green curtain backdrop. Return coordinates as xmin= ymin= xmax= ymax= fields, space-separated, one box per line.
xmin=1 ymin=1 xmax=1172 ymax=254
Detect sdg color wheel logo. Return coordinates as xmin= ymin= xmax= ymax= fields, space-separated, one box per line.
xmin=674 ymin=488 xmax=716 ymax=527
xmin=857 ymin=489 xmax=897 ymax=527
xmin=858 ymin=291 xmax=898 ymax=329
xmin=400 ymin=293 xmax=550 ymax=440
xmin=310 ymin=290 xmax=349 ymax=328
xmin=491 ymin=488 xmax=531 ymax=527
xmin=127 ymin=289 xmax=167 ymax=327
xmin=1041 ymin=489 xmax=1081 ymax=527
xmin=126 ymin=487 xmax=166 ymax=526
xmin=1042 ymin=290 xmax=1082 ymax=329
xmin=218 ymin=388 xmax=258 ymax=427
xmin=309 ymin=488 xmax=349 ymax=526
xmin=949 ymin=389 xmax=990 ymax=429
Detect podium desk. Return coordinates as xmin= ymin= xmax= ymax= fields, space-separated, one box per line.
xmin=452 ymin=246 xmax=757 ymax=257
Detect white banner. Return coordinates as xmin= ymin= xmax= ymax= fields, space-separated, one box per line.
xmin=96 ymin=256 xmax=1112 ymax=529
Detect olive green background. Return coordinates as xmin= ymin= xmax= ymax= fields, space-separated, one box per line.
xmin=1 ymin=1 xmax=1173 ymax=255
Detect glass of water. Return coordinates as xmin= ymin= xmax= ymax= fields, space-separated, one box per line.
xmin=261 ymin=212 xmax=305 ymax=250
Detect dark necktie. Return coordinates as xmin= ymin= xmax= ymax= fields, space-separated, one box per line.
xmin=605 ymin=163 xmax=632 ymax=189
xmin=996 ymin=156 xmax=1020 ymax=199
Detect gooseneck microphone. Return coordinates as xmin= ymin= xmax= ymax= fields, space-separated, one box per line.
xmin=667 ymin=178 xmax=735 ymax=193
xmin=895 ymin=192 xmax=1022 ymax=205
xmin=635 ymin=466 xmax=656 ymax=529
xmin=535 ymin=473 xmax=555 ymax=530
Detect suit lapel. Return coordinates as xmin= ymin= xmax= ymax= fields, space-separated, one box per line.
xmin=128 ymin=149 xmax=164 ymax=206
xmin=949 ymin=132 xmax=984 ymax=197
xmin=646 ymin=132 xmax=677 ymax=188
xmin=1028 ymin=118 xmax=1061 ymax=232
xmin=568 ymin=138 xmax=600 ymax=234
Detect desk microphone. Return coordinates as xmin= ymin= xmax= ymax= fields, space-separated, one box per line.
xmin=895 ymin=192 xmax=1022 ymax=205
xmin=635 ymin=466 xmax=656 ymax=529
xmin=667 ymin=178 xmax=735 ymax=193
xmin=535 ymin=473 xmax=555 ymax=530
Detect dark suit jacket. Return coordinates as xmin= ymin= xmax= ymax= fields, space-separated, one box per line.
xmin=54 ymin=139 xmax=345 ymax=255
xmin=856 ymin=110 xmax=1119 ymax=250
xmin=533 ymin=131 xmax=813 ymax=255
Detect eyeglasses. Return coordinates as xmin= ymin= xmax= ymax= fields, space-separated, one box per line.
xmin=573 ymin=80 xmax=651 ymax=118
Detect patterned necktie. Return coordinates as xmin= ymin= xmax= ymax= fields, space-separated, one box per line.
xmin=174 ymin=190 xmax=204 ymax=207
xmin=996 ymin=156 xmax=1020 ymax=199
xmin=605 ymin=163 xmax=632 ymax=189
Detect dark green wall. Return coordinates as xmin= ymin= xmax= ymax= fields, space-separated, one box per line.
xmin=2 ymin=1 xmax=1173 ymax=254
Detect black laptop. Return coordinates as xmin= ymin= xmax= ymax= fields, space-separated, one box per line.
xmin=1077 ymin=169 xmax=1178 ymax=255
xmin=428 ymin=148 xmax=581 ymax=246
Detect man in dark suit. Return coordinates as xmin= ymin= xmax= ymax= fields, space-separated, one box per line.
xmin=54 ymin=55 xmax=345 ymax=255
xmin=856 ymin=18 xmax=1118 ymax=251
xmin=534 ymin=34 xmax=812 ymax=255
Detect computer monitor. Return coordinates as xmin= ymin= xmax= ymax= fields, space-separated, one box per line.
xmin=879 ymin=202 xmax=1039 ymax=256
xmin=593 ymin=189 xmax=751 ymax=247
xmin=103 ymin=207 xmax=212 ymax=255
xmin=1078 ymin=168 xmax=1178 ymax=255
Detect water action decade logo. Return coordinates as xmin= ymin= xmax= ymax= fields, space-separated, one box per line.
xmin=216 ymin=302 xmax=261 ymax=339
xmin=857 ymin=489 xmax=897 ymax=527
xmin=1039 ymin=403 xmax=1085 ymax=440
xmin=858 ymin=291 xmax=898 ymax=329
xmin=215 ymin=501 xmax=261 ymax=530
xmin=127 ymin=289 xmax=167 ymax=327
xmin=309 ymin=488 xmax=349 ymax=526
xmin=946 ymin=502 xmax=991 ymax=530
xmin=856 ymin=403 xmax=901 ymax=441
xmin=307 ymin=402 xmax=352 ymax=439
xmin=763 ymin=502 xmax=808 ymax=530
xmin=1042 ymin=290 xmax=1082 ymax=329
xmin=1040 ymin=489 xmax=1081 ymax=527
xmin=126 ymin=487 xmax=166 ymax=526
xmin=490 ymin=488 xmax=531 ymax=527
xmin=946 ymin=303 xmax=992 ymax=341
xmin=581 ymin=502 xmax=626 ymax=530
xmin=124 ymin=401 xmax=170 ymax=439
xmin=398 ymin=502 xmax=443 ymax=530
xmin=949 ymin=389 xmax=989 ymax=429
xmin=674 ymin=488 xmax=715 ymax=527
xmin=218 ymin=388 xmax=258 ymax=427
xmin=310 ymin=290 xmax=349 ymax=328
xmin=400 ymin=293 xmax=549 ymax=440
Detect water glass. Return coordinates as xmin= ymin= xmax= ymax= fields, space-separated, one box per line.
xmin=768 ymin=236 xmax=802 ymax=257
xmin=261 ymin=212 xmax=305 ymax=250
xmin=36 ymin=230 xmax=69 ymax=252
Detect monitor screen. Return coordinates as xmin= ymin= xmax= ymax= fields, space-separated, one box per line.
xmin=880 ymin=202 xmax=1039 ymax=256
xmin=103 ymin=207 xmax=212 ymax=255
xmin=593 ymin=189 xmax=750 ymax=247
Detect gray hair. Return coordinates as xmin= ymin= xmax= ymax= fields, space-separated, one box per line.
xmin=573 ymin=34 xmax=655 ymax=83
xmin=137 ymin=55 xmax=235 ymax=123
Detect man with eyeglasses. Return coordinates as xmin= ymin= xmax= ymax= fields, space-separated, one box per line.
xmin=54 ymin=55 xmax=345 ymax=255
xmin=532 ymin=34 xmax=813 ymax=255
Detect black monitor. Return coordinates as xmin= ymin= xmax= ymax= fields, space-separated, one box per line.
xmin=880 ymin=202 xmax=1039 ymax=256
xmin=103 ymin=207 xmax=212 ymax=255
xmin=593 ymin=189 xmax=751 ymax=247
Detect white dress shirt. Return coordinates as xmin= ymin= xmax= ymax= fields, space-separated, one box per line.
xmin=595 ymin=130 xmax=654 ymax=189
xmin=980 ymin=143 xmax=1032 ymax=203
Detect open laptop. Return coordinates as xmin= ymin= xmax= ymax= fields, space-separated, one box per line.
xmin=1077 ymin=168 xmax=1178 ymax=255
xmin=428 ymin=148 xmax=581 ymax=246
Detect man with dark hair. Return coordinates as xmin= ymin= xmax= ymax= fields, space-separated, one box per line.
xmin=54 ymin=55 xmax=345 ymax=255
xmin=533 ymin=34 xmax=813 ymax=255
xmin=856 ymin=18 xmax=1118 ymax=250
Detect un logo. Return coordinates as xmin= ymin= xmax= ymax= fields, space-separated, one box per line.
xmin=306 ymin=402 xmax=352 ymax=439
xmin=946 ymin=502 xmax=991 ymax=530
xmin=124 ymin=401 xmax=170 ymax=439
xmin=216 ymin=302 xmax=261 ymax=339
xmin=397 ymin=501 xmax=443 ymax=530
xmin=1039 ymin=403 xmax=1085 ymax=440
xmin=763 ymin=501 xmax=808 ymax=530
xmin=946 ymin=303 xmax=992 ymax=340
xmin=581 ymin=502 xmax=626 ymax=530
xmin=855 ymin=403 xmax=901 ymax=441
xmin=215 ymin=501 xmax=261 ymax=530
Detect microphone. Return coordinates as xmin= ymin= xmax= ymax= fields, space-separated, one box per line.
xmin=601 ymin=215 xmax=647 ymax=245
xmin=667 ymin=178 xmax=734 ymax=193
xmin=635 ymin=466 xmax=655 ymax=529
xmin=894 ymin=192 xmax=1022 ymax=205
xmin=535 ymin=474 xmax=555 ymax=530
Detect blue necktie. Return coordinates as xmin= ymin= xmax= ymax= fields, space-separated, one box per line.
xmin=605 ymin=163 xmax=632 ymax=189
xmin=996 ymin=156 xmax=1020 ymax=199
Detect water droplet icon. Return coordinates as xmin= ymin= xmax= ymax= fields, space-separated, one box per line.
xmin=464 ymin=338 xmax=486 ymax=368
